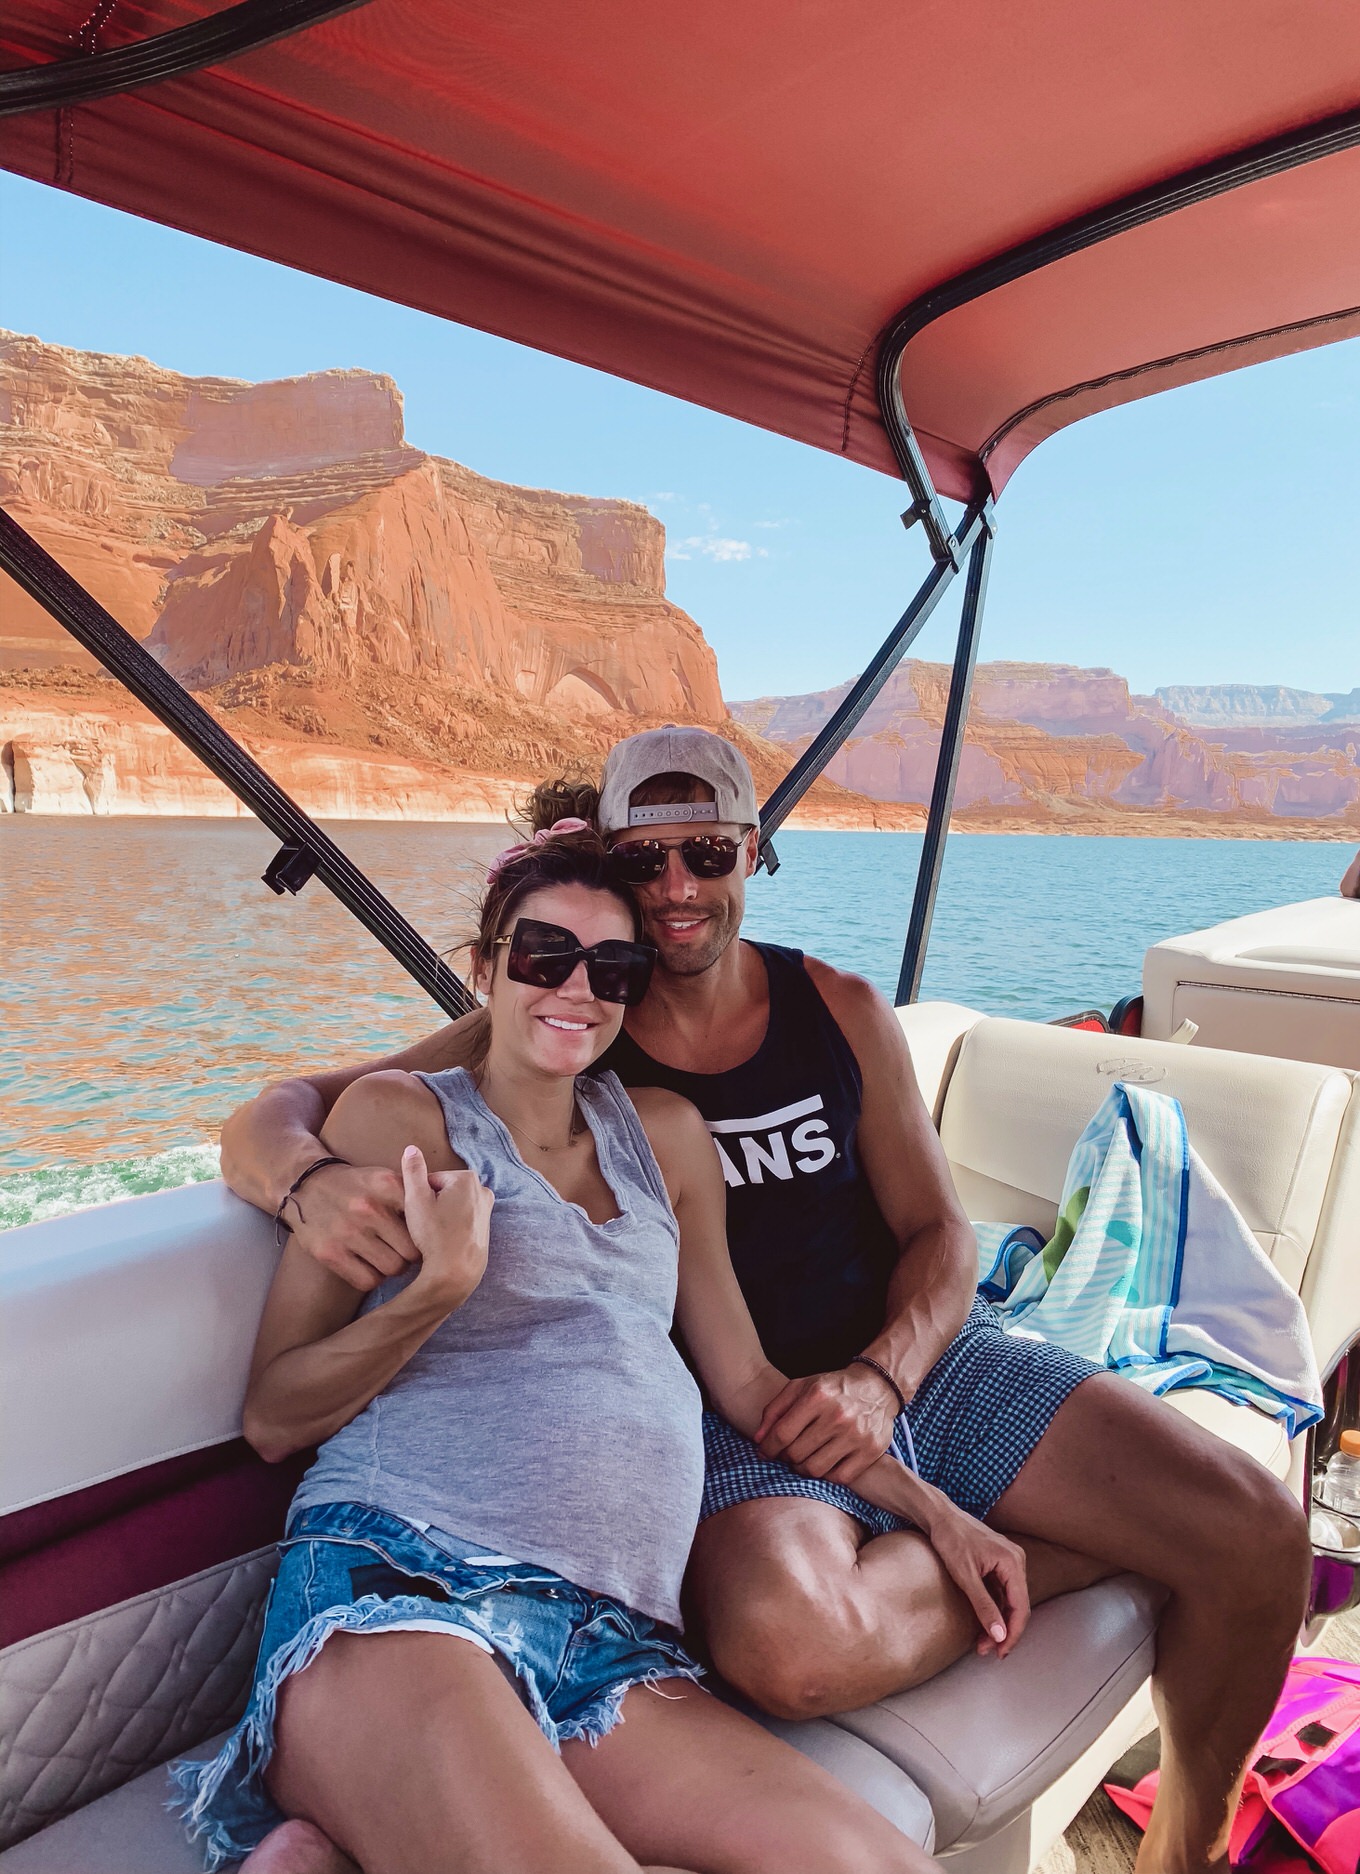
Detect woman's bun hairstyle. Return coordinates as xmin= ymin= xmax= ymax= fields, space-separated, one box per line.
xmin=522 ymin=776 xmax=602 ymax=836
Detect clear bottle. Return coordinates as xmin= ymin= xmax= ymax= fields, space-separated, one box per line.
xmin=1318 ymin=1429 xmax=1360 ymax=1516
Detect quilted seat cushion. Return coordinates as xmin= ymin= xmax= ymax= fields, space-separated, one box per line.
xmin=0 ymin=1551 xmax=274 ymax=1848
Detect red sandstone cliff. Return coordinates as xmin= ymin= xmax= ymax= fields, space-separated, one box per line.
xmin=0 ymin=331 xmax=723 ymax=724
xmin=0 ymin=331 xmax=915 ymax=828
xmin=5 ymin=332 xmax=1352 ymax=838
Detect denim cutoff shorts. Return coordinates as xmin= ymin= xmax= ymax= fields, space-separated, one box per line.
xmin=169 ymin=1501 xmax=702 ymax=1870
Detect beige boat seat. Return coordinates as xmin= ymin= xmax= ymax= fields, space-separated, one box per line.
xmin=0 ymin=1743 xmax=228 ymax=1874
xmin=2 ymin=1007 xmax=1357 ymax=1873
xmin=0 ymin=1720 xmax=937 ymax=1870
xmin=751 ymin=1003 xmax=1357 ymax=1867
xmin=1142 ymin=896 xmax=1360 ymax=1071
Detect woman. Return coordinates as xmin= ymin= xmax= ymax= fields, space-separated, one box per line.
xmin=174 ymin=823 xmax=1025 ymax=1874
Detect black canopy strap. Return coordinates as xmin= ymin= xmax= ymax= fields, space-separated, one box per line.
xmin=0 ymin=0 xmax=374 ymax=117
xmin=756 ymin=497 xmax=989 ymax=873
xmin=0 ymin=506 xmax=476 ymax=1019
xmin=896 ymin=510 xmax=997 ymax=1006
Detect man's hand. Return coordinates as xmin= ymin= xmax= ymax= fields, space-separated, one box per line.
xmin=401 ymin=1146 xmax=493 ymax=1308
xmin=756 ymin=1365 xmax=901 ymax=1485
xmin=283 ymin=1162 xmax=420 ymax=1293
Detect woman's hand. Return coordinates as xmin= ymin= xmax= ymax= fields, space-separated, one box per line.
xmin=401 ymin=1145 xmax=493 ymax=1308
xmin=923 ymin=1504 xmax=1030 ymax=1659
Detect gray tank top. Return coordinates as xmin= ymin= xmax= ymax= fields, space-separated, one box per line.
xmin=291 ymin=1068 xmax=704 ymax=1626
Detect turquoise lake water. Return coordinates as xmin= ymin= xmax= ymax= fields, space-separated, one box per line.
xmin=1 ymin=817 xmax=1349 ymax=1227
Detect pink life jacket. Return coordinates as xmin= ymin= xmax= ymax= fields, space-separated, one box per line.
xmin=1106 ymin=1655 xmax=1360 ymax=1872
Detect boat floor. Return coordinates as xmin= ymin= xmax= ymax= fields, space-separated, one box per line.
xmin=1035 ymin=1606 xmax=1360 ymax=1872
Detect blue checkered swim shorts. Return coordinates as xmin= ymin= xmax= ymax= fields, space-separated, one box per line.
xmin=702 ymin=1298 xmax=1101 ymax=1535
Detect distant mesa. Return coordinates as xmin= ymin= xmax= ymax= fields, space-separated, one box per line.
xmin=1154 ymin=683 xmax=1360 ymax=729
xmin=0 ymin=330 xmax=711 ymax=718
xmin=731 ymin=661 xmax=1360 ymax=831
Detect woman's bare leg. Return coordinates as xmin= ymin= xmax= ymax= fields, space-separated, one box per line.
xmin=564 ymin=1677 xmax=934 ymax=1873
xmin=264 ymin=1630 xmax=645 ymax=1874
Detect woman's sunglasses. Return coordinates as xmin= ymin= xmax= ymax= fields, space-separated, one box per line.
xmin=497 ymin=918 xmax=656 ymax=1006
xmin=608 ymin=833 xmax=742 ymax=886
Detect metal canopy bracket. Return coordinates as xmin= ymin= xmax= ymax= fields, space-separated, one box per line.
xmin=0 ymin=507 xmax=475 ymax=1019
xmin=263 ymin=842 xmax=320 ymax=895
xmin=757 ymin=497 xmax=989 ymax=872
xmin=893 ymin=420 xmax=964 ymax=571
xmin=900 ymin=497 xmax=963 ymax=571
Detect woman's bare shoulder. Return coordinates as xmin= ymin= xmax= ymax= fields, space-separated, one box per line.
xmin=324 ymin=1069 xmax=456 ymax=1170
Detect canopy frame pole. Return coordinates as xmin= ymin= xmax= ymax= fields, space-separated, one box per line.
xmin=756 ymin=498 xmax=987 ymax=870
xmin=864 ymin=96 xmax=1360 ymax=1005
xmin=894 ymin=510 xmax=996 ymax=1006
xmin=0 ymin=506 xmax=475 ymax=1020
xmin=873 ymin=99 xmax=1360 ymax=396
xmin=0 ymin=0 xmax=375 ymax=117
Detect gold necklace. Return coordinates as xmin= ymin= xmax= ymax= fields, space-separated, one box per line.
xmin=481 ymin=1076 xmax=583 ymax=1153
xmin=505 ymin=1108 xmax=582 ymax=1153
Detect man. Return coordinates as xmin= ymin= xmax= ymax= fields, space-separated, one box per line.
xmin=223 ymin=727 xmax=1310 ymax=1874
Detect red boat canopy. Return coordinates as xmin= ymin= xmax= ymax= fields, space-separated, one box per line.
xmin=2 ymin=1 xmax=1359 ymax=501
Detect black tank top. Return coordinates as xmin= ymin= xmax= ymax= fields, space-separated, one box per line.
xmin=601 ymin=943 xmax=900 ymax=1378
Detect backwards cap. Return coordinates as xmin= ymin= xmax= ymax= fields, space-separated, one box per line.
xmin=598 ymin=726 xmax=759 ymax=834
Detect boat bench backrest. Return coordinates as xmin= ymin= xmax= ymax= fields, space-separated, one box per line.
xmin=3 ymin=1013 xmax=1358 ymax=1849
xmin=0 ymin=1184 xmax=293 ymax=1849
xmin=902 ymin=1003 xmax=1360 ymax=1376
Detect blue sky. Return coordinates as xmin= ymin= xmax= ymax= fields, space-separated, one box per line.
xmin=2 ymin=172 xmax=1356 ymax=703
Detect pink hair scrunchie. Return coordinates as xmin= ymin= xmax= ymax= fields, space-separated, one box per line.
xmin=486 ymin=816 xmax=592 ymax=882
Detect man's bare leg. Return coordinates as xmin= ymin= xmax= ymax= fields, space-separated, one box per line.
xmin=241 ymin=1820 xmax=359 ymax=1873
xmin=986 ymin=1374 xmax=1311 ymax=1874
xmin=686 ymin=1497 xmax=1110 ymax=1718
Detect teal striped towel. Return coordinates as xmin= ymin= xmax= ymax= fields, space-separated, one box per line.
xmin=974 ymin=1082 xmax=1322 ymax=1438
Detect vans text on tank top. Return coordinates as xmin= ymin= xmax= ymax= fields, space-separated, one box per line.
xmin=601 ymin=943 xmax=899 ymax=1378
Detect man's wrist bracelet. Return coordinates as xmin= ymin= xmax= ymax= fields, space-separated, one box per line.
xmin=850 ymin=1353 xmax=909 ymax=1419
xmin=273 ymin=1155 xmax=349 ymax=1248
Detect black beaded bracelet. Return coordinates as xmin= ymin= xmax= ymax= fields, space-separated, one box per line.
xmin=849 ymin=1353 xmax=909 ymax=1420
xmin=273 ymin=1155 xmax=349 ymax=1248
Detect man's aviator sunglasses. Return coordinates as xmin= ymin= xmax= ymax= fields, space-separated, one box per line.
xmin=497 ymin=918 xmax=656 ymax=1006
xmin=609 ymin=832 xmax=742 ymax=885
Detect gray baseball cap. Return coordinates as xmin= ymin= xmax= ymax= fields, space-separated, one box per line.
xmin=598 ymin=726 xmax=759 ymax=835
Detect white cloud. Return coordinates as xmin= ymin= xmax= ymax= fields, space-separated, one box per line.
xmin=671 ymin=535 xmax=754 ymax=562
xmin=753 ymin=518 xmax=793 ymax=530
